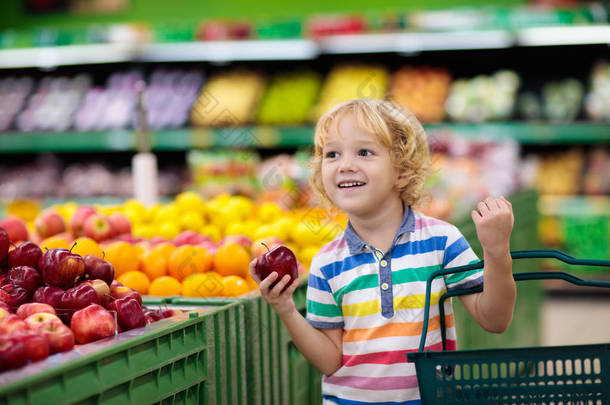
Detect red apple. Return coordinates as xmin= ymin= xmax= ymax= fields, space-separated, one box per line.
xmin=0 ymin=300 xmax=11 ymax=314
xmin=0 ymin=217 xmax=28 ymax=243
xmin=70 ymin=205 xmax=96 ymax=237
xmin=251 ymin=237 xmax=283 ymax=258
xmin=7 ymin=266 xmax=42 ymax=294
xmin=0 ymin=284 xmax=31 ymax=308
xmin=110 ymin=280 xmax=123 ymax=288
xmin=0 ymin=227 xmax=10 ymax=262
xmin=158 ymin=308 xmax=183 ymax=318
xmin=80 ymin=279 xmax=110 ymax=301
xmin=109 ymin=285 xmax=142 ymax=306
xmin=8 ymin=241 xmax=42 ymax=269
xmin=0 ymin=335 xmax=27 ymax=371
xmin=38 ymin=248 xmax=85 ymax=289
xmin=32 ymin=285 xmax=64 ymax=308
xmin=16 ymin=302 xmax=56 ymax=319
xmin=82 ymin=255 xmax=114 ymax=286
xmin=107 ymin=296 xmax=144 ymax=331
xmin=34 ymin=209 xmax=66 ymax=239
xmin=0 ymin=314 xmax=28 ymax=333
xmin=10 ymin=330 xmax=50 ymax=362
xmin=59 ymin=283 xmax=100 ymax=323
xmin=108 ymin=212 xmax=131 ymax=236
xmin=83 ymin=214 xmax=113 ymax=242
xmin=150 ymin=237 xmax=169 ymax=246
xmin=174 ymin=231 xmax=207 ymax=246
xmin=24 ymin=312 xmax=63 ymax=331
xmin=254 ymin=244 xmax=298 ymax=293
xmin=70 ymin=304 xmax=116 ymax=344
xmin=39 ymin=323 xmax=74 ymax=353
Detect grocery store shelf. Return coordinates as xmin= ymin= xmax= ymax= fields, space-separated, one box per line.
xmin=320 ymin=30 xmax=514 ymax=54
xmin=138 ymin=39 xmax=319 ymax=62
xmin=0 ymin=43 xmax=135 ymax=69
xmin=517 ymin=25 xmax=610 ymax=47
xmin=1 ymin=25 xmax=609 ymax=68
xmin=425 ymin=122 xmax=610 ymax=144
xmin=538 ymin=195 xmax=610 ymax=217
xmin=0 ymin=123 xmax=607 ymax=153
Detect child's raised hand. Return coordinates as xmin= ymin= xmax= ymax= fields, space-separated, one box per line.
xmin=471 ymin=196 xmax=514 ymax=258
xmin=249 ymin=258 xmax=300 ymax=317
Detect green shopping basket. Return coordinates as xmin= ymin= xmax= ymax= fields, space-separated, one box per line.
xmin=406 ymin=250 xmax=610 ymax=404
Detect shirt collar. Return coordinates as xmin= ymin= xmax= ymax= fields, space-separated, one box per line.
xmin=344 ymin=203 xmax=415 ymax=255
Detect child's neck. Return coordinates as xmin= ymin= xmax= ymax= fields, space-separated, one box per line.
xmin=348 ymin=197 xmax=404 ymax=255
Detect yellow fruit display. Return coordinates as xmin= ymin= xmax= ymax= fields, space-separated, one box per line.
xmin=214 ymin=243 xmax=250 ymax=278
xmin=104 ymin=241 xmax=140 ymax=278
xmin=118 ymin=271 xmax=151 ymax=295
xmin=71 ymin=237 xmax=103 ymax=258
xmin=168 ymin=245 xmax=213 ymax=281
xmin=148 ymin=276 xmax=182 ymax=296
xmin=182 ymin=272 xmax=223 ymax=297
xmin=40 ymin=236 xmax=71 ymax=251
xmin=221 ymin=275 xmax=250 ymax=297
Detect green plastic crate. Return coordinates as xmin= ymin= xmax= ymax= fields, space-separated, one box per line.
xmin=171 ymin=280 xmax=322 ymax=405
xmin=0 ymin=301 xmax=247 ymax=405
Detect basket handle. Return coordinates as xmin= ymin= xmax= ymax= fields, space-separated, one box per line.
xmin=417 ymin=249 xmax=610 ymax=353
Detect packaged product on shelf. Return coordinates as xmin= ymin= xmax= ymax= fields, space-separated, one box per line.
xmin=585 ymin=61 xmax=610 ymax=122
xmin=0 ymin=77 xmax=34 ymax=132
xmin=388 ymin=66 xmax=451 ymax=123
xmin=542 ymin=78 xmax=584 ymax=122
xmin=257 ymin=71 xmax=321 ymax=125
xmin=16 ymin=74 xmax=91 ymax=132
xmin=445 ymin=70 xmax=520 ymax=122
xmin=312 ymin=64 xmax=389 ymax=121
xmin=133 ymin=68 xmax=204 ymax=130
xmin=73 ymin=71 xmax=142 ymax=131
xmin=582 ymin=147 xmax=610 ymax=195
xmin=419 ymin=135 xmax=521 ymax=221
xmin=190 ymin=70 xmax=266 ymax=127
xmin=187 ymin=150 xmax=260 ymax=198
xmin=256 ymin=150 xmax=315 ymax=209
xmin=533 ymin=148 xmax=585 ymax=195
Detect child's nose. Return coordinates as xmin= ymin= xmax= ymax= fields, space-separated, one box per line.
xmin=338 ymin=156 xmax=356 ymax=172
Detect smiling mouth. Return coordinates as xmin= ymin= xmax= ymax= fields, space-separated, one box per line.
xmin=338 ymin=181 xmax=366 ymax=189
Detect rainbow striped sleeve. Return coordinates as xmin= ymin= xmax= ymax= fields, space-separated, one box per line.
xmin=306 ymin=247 xmax=344 ymax=329
xmin=442 ymin=224 xmax=483 ymax=290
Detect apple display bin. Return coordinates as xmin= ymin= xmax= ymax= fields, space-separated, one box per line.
xmin=406 ymin=250 xmax=610 ymax=404
xmin=0 ymin=301 xmax=247 ymax=405
xmin=171 ymin=278 xmax=323 ymax=405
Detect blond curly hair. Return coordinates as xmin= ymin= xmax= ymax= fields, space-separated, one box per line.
xmin=309 ymin=98 xmax=431 ymax=208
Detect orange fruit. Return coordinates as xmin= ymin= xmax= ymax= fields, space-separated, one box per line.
xmin=139 ymin=249 xmax=168 ymax=280
xmin=40 ymin=236 xmax=71 ymax=251
xmin=151 ymin=242 xmax=176 ymax=260
xmin=168 ymin=245 xmax=213 ymax=281
xmin=104 ymin=241 xmax=140 ymax=277
xmin=148 ymin=276 xmax=182 ymax=296
xmin=221 ymin=275 xmax=250 ymax=297
xmin=71 ymin=237 xmax=103 ymax=258
xmin=244 ymin=273 xmax=259 ymax=291
xmin=213 ymin=243 xmax=250 ymax=278
xmin=182 ymin=272 xmax=223 ymax=297
xmin=117 ymin=271 xmax=151 ymax=295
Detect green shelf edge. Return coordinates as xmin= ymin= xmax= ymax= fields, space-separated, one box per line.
xmin=0 ymin=123 xmax=608 ymax=153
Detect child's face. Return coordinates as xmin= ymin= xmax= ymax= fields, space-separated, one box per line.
xmin=321 ymin=114 xmax=400 ymax=218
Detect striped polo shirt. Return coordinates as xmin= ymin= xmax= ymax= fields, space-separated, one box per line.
xmin=306 ymin=205 xmax=483 ymax=404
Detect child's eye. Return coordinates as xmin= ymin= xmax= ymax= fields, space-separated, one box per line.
xmin=358 ymin=149 xmax=373 ymax=157
xmin=325 ymin=151 xmax=338 ymax=159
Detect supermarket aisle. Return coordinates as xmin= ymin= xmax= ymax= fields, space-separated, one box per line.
xmin=542 ymin=296 xmax=610 ymax=346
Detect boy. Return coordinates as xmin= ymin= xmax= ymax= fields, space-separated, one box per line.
xmin=249 ymin=99 xmax=516 ymax=404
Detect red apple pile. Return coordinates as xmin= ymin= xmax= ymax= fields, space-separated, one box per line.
xmin=30 ymin=205 xmax=133 ymax=244
xmin=0 ymin=226 xmax=183 ymax=374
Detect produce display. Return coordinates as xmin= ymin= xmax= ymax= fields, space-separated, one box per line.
xmin=190 ymin=70 xmax=266 ymax=127
xmin=257 ymin=71 xmax=321 ymax=125
xmin=0 ymin=225 xmax=187 ymax=373
xmin=312 ymin=65 xmax=389 ymax=121
xmin=0 ymin=77 xmax=33 ymax=132
xmin=585 ymin=61 xmax=610 ymax=122
xmin=0 ymin=156 xmax=183 ymax=199
xmin=445 ymin=70 xmax=520 ymax=122
xmin=17 ymin=75 xmax=91 ymax=133
xmin=389 ymin=66 xmax=451 ymax=123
